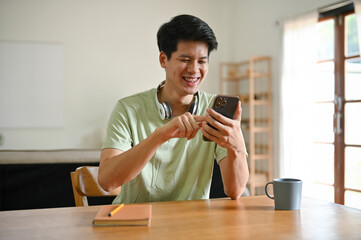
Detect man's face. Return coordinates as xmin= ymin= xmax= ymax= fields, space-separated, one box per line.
xmin=160 ymin=41 xmax=209 ymax=97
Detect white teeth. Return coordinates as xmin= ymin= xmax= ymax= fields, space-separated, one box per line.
xmin=184 ymin=77 xmax=198 ymax=83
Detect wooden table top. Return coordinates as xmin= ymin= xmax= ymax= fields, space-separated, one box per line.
xmin=1 ymin=196 xmax=360 ymax=240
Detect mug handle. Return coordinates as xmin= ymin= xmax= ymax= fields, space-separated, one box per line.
xmin=265 ymin=182 xmax=274 ymax=199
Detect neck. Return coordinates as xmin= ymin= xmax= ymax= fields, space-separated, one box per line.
xmin=158 ymin=86 xmax=194 ymax=117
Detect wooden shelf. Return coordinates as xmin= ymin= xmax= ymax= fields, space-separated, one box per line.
xmin=254 ymin=100 xmax=269 ymax=105
xmin=238 ymin=92 xmax=269 ymax=104
xmin=220 ymin=56 xmax=272 ymax=196
xmin=242 ymin=118 xmax=270 ymax=126
xmin=254 ymin=127 xmax=270 ymax=133
xmin=222 ymin=72 xmax=269 ymax=81
xmin=248 ymin=172 xmax=268 ymax=186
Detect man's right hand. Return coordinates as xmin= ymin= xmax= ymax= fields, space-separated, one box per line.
xmin=157 ymin=112 xmax=206 ymax=141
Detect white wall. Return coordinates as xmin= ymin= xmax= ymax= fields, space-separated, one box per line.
xmin=0 ymin=0 xmax=336 ymax=160
xmin=0 ymin=0 xmax=233 ymax=149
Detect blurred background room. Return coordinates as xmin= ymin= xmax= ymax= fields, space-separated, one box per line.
xmin=0 ymin=0 xmax=360 ymax=210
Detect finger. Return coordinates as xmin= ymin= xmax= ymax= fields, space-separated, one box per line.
xmin=188 ymin=115 xmax=201 ymax=139
xmin=181 ymin=113 xmax=199 ymax=139
xmin=202 ymin=120 xmax=221 ymax=139
xmin=174 ymin=117 xmax=186 ymax=137
xmin=204 ymin=115 xmax=226 ymax=134
xmin=206 ymin=108 xmax=233 ymax=126
xmin=193 ymin=115 xmax=207 ymax=123
xmin=202 ymin=121 xmax=235 ymax=148
xmin=191 ymin=115 xmax=207 ymax=131
xmin=233 ymin=101 xmax=242 ymax=121
xmin=201 ymin=121 xmax=219 ymax=142
xmin=179 ymin=115 xmax=192 ymax=139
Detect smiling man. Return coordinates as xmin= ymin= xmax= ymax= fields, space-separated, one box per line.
xmin=98 ymin=14 xmax=249 ymax=204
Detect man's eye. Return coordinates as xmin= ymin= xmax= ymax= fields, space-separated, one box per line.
xmin=180 ymin=59 xmax=190 ymax=62
xmin=199 ymin=60 xmax=208 ymax=64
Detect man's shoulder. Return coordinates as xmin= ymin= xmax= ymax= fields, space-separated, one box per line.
xmin=117 ymin=88 xmax=155 ymax=105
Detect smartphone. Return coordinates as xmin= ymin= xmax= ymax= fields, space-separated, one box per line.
xmin=203 ymin=95 xmax=239 ymax=141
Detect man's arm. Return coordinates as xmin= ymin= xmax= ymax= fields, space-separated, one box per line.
xmin=99 ymin=130 xmax=164 ymax=191
xmin=98 ymin=112 xmax=204 ymax=191
xmin=200 ymin=101 xmax=249 ymax=199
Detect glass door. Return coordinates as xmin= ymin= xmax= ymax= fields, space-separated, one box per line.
xmin=344 ymin=13 xmax=361 ymax=208
xmin=314 ymin=10 xmax=361 ymax=208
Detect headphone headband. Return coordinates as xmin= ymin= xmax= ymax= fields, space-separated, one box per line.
xmin=155 ymin=81 xmax=199 ymax=120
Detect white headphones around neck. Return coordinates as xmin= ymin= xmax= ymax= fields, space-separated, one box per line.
xmin=155 ymin=81 xmax=199 ymax=120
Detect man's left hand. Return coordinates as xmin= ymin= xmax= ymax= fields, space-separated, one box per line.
xmin=200 ymin=101 xmax=244 ymax=152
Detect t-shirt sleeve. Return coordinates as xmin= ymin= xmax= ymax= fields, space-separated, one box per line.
xmin=215 ymin=145 xmax=227 ymax=164
xmin=102 ymin=101 xmax=133 ymax=152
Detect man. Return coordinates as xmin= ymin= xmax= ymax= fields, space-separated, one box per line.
xmin=98 ymin=14 xmax=248 ymax=204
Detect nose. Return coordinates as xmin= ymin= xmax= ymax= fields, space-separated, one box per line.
xmin=187 ymin=61 xmax=199 ymax=74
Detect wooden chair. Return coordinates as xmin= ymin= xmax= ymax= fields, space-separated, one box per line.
xmin=70 ymin=166 xmax=121 ymax=206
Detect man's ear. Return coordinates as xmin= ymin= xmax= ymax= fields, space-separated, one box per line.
xmin=159 ymin=51 xmax=167 ymax=69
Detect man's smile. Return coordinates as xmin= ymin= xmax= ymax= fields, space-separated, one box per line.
xmin=183 ymin=77 xmax=200 ymax=83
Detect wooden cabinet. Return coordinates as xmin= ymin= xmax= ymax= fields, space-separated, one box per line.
xmin=219 ymin=56 xmax=272 ymax=196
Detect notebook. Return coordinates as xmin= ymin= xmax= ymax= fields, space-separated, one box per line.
xmin=93 ymin=204 xmax=152 ymax=226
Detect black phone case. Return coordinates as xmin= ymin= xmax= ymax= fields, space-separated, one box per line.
xmin=203 ymin=95 xmax=239 ymax=141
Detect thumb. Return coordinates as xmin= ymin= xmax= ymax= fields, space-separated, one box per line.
xmin=233 ymin=101 xmax=242 ymax=121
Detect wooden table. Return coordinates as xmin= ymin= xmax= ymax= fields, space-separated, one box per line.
xmin=1 ymin=196 xmax=360 ymax=240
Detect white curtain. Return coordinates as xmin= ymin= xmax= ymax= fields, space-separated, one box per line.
xmin=355 ymin=0 xmax=361 ymax=48
xmin=279 ymin=12 xmax=318 ymax=187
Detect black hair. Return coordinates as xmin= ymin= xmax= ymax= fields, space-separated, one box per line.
xmin=157 ymin=14 xmax=218 ymax=59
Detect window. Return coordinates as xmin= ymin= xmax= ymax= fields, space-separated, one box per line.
xmin=315 ymin=3 xmax=361 ymax=208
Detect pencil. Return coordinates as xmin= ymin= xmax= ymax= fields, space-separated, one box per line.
xmin=108 ymin=204 xmax=124 ymax=217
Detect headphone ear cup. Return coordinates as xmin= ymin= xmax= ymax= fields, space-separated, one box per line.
xmin=162 ymin=102 xmax=172 ymax=119
xmin=157 ymin=102 xmax=166 ymax=120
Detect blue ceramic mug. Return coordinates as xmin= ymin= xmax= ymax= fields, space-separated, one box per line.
xmin=265 ymin=178 xmax=302 ymax=210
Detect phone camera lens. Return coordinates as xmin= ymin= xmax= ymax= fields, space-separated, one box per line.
xmin=215 ymin=97 xmax=227 ymax=108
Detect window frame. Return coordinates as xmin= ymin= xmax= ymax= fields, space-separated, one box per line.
xmin=318 ymin=3 xmax=361 ymax=205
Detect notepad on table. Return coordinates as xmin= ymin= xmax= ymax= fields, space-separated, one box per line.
xmin=93 ymin=204 xmax=152 ymax=226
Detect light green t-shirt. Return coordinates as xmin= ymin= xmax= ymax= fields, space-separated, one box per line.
xmin=102 ymin=88 xmax=228 ymax=204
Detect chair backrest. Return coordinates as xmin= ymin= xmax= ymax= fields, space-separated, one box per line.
xmin=70 ymin=166 xmax=121 ymax=206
